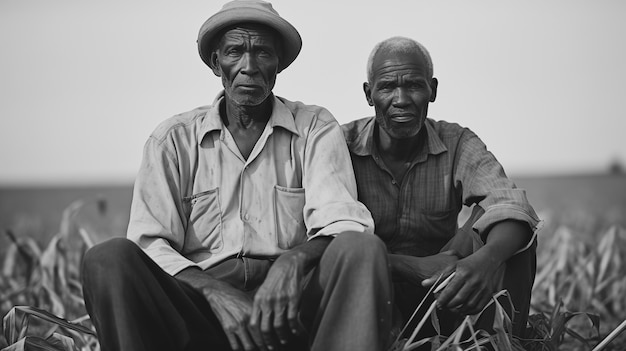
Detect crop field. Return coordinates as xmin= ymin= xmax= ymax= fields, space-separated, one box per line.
xmin=1 ymin=173 xmax=625 ymax=350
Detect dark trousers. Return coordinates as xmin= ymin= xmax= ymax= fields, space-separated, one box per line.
xmin=393 ymin=239 xmax=537 ymax=341
xmin=81 ymin=234 xmax=392 ymax=351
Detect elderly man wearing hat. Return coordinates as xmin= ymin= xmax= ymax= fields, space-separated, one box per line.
xmin=81 ymin=1 xmax=392 ymax=351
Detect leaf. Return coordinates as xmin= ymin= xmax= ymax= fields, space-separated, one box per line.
xmin=0 ymin=337 xmax=25 ymax=351
xmin=46 ymin=333 xmax=76 ymax=351
xmin=17 ymin=314 xmax=29 ymax=343
xmin=2 ymin=243 xmax=19 ymax=277
xmin=59 ymin=201 xmax=84 ymax=241
xmin=76 ymin=228 xmax=94 ymax=250
xmin=0 ymin=335 xmax=67 ymax=351
xmin=405 ymin=301 xmax=437 ymax=347
xmin=492 ymin=299 xmax=513 ymax=351
xmin=430 ymin=306 xmax=440 ymax=336
xmin=9 ymin=307 xmax=95 ymax=337
xmin=564 ymin=328 xmax=593 ymax=348
xmin=403 ymin=336 xmax=432 ymax=351
xmin=3 ymin=307 xmax=18 ymax=344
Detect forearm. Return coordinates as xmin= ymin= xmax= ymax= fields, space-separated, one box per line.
xmin=390 ymin=252 xmax=459 ymax=284
xmin=275 ymin=236 xmax=333 ymax=274
xmin=478 ymin=220 xmax=532 ymax=265
xmin=389 ymin=254 xmax=427 ymax=281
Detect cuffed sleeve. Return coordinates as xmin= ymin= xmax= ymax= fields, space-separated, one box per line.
xmin=455 ymin=129 xmax=540 ymax=253
xmin=302 ymin=112 xmax=375 ymax=239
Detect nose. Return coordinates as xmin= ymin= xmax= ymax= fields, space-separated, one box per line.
xmin=392 ymin=87 xmax=410 ymax=107
xmin=240 ymin=52 xmax=258 ymax=75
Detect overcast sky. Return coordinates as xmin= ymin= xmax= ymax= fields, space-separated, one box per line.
xmin=1 ymin=0 xmax=625 ymax=186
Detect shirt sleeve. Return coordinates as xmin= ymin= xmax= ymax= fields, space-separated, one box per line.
xmin=126 ymin=136 xmax=200 ymax=276
xmin=301 ymin=111 xmax=375 ymax=239
xmin=454 ymin=128 xmax=541 ymax=253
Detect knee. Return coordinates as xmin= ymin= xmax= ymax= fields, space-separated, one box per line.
xmin=329 ymin=232 xmax=388 ymax=265
xmin=82 ymin=238 xmax=141 ymax=287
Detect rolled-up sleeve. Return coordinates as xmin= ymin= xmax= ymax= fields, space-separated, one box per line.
xmin=455 ymin=129 xmax=540 ymax=252
xmin=127 ymin=136 xmax=199 ymax=276
xmin=302 ymin=113 xmax=375 ymax=239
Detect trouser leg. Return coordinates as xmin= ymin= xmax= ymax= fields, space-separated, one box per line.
xmin=81 ymin=238 xmax=231 ymax=351
xmin=299 ymin=233 xmax=393 ymax=351
xmin=469 ymin=239 xmax=537 ymax=338
xmin=502 ymin=239 xmax=537 ymax=337
xmin=392 ymin=282 xmax=460 ymax=341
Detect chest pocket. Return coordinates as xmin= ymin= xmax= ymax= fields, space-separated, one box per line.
xmin=274 ymin=185 xmax=306 ymax=249
xmin=186 ymin=188 xmax=223 ymax=253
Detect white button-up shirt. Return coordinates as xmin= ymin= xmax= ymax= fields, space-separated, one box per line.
xmin=127 ymin=93 xmax=374 ymax=275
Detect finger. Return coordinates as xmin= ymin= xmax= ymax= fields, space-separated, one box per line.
xmin=423 ymin=267 xmax=454 ymax=288
xmin=436 ymin=274 xmax=467 ymax=308
xmin=248 ymin=329 xmax=267 ymax=351
xmin=470 ymin=293 xmax=493 ymax=316
xmin=225 ymin=332 xmax=241 ymax=351
xmin=250 ymin=300 xmax=261 ymax=329
xmin=248 ymin=308 xmax=267 ymax=351
xmin=274 ymin=303 xmax=290 ymax=345
xmin=462 ymin=290 xmax=482 ymax=314
xmin=287 ymin=299 xmax=301 ymax=335
xmin=236 ymin=327 xmax=256 ymax=351
xmin=443 ymin=280 xmax=475 ymax=310
xmin=260 ymin=307 xmax=278 ymax=350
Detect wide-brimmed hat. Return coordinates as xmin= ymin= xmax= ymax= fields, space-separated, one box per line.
xmin=197 ymin=0 xmax=302 ymax=71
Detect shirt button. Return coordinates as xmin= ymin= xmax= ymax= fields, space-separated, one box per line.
xmin=244 ymin=213 xmax=250 ymax=221
xmin=391 ymin=180 xmax=397 ymax=185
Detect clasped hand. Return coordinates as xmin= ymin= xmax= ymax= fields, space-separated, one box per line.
xmin=208 ymin=256 xmax=304 ymax=351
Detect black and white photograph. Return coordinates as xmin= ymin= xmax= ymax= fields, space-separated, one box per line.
xmin=1 ymin=1 xmax=625 ymax=350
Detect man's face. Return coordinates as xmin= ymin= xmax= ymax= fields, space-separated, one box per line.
xmin=364 ymin=49 xmax=437 ymax=140
xmin=211 ymin=24 xmax=281 ymax=106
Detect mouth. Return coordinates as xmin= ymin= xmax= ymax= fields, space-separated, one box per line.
xmin=238 ymin=84 xmax=260 ymax=89
xmin=389 ymin=114 xmax=415 ymax=123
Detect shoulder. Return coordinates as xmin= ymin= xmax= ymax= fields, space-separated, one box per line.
xmin=426 ymin=118 xmax=480 ymax=145
xmin=149 ymin=105 xmax=213 ymax=144
xmin=276 ymin=96 xmax=338 ymax=133
xmin=341 ymin=116 xmax=375 ymax=143
xmin=427 ymin=118 xmax=467 ymax=135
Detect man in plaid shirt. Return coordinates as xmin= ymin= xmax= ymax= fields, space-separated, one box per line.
xmin=342 ymin=36 xmax=540 ymax=340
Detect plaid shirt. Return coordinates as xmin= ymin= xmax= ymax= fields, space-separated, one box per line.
xmin=342 ymin=117 xmax=539 ymax=257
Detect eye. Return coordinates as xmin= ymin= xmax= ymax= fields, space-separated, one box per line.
xmin=376 ymin=82 xmax=394 ymax=91
xmin=225 ymin=47 xmax=242 ymax=56
xmin=257 ymin=48 xmax=277 ymax=59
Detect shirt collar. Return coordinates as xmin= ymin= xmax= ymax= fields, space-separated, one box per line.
xmin=349 ymin=117 xmax=447 ymax=161
xmin=197 ymin=91 xmax=300 ymax=143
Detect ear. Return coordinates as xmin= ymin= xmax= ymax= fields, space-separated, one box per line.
xmin=429 ymin=77 xmax=438 ymax=102
xmin=209 ymin=51 xmax=221 ymax=77
xmin=363 ymin=82 xmax=374 ymax=106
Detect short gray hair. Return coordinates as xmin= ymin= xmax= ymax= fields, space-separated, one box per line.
xmin=366 ymin=36 xmax=434 ymax=83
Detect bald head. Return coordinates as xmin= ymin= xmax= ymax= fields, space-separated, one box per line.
xmin=366 ymin=37 xmax=434 ymax=83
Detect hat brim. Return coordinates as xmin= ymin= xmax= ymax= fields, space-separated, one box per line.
xmin=197 ymin=7 xmax=302 ymax=72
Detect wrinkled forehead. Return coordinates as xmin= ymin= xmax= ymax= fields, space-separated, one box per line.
xmin=371 ymin=50 xmax=430 ymax=79
xmin=216 ymin=23 xmax=281 ymax=47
